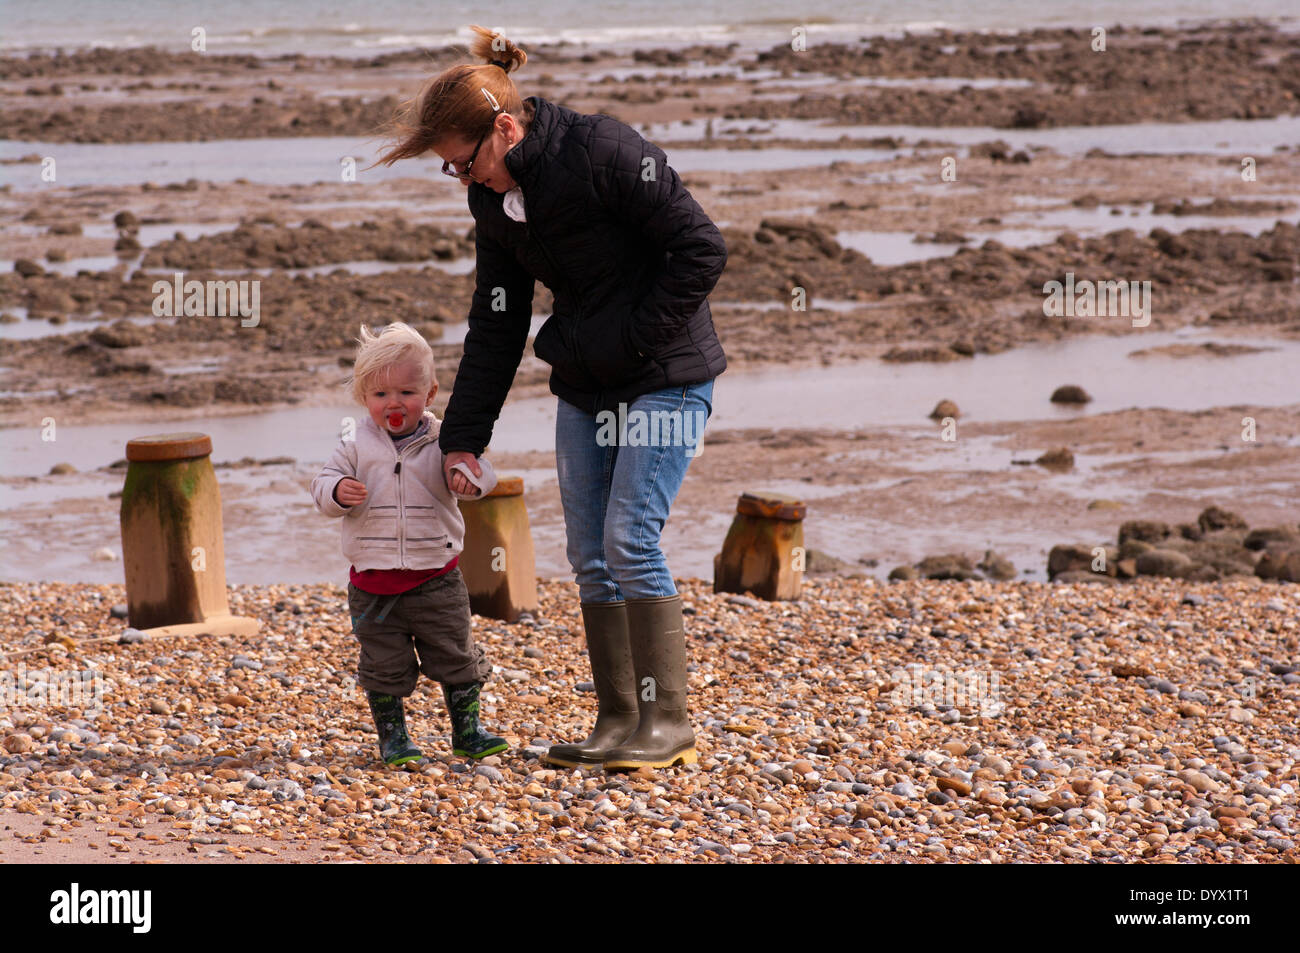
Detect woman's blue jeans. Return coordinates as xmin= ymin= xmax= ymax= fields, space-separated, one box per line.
xmin=555 ymin=379 xmax=714 ymax=604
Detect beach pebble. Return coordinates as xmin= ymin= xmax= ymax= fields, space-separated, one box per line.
xmin=979 ymin=755 xmax=1012 ymax=776
xmin=936 ymin=777 xmax=971 ymax=797
xmin=3 ymin=735 xmax=33 ymax=754
xmin=1178 ymin=771 xmax=1219 ymax=794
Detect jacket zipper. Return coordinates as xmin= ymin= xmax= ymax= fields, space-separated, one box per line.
xmin=395 ymin=457 xmax=405 ymax=567
xmin=384 ymin=425 xmax=435 ymax=569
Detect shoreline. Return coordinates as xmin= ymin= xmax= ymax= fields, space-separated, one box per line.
xmin=3 ymin=400 xmax=1298 ymax=587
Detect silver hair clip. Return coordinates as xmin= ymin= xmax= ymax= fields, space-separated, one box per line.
xmin=480 ymin=87 xmax=500 ymax=112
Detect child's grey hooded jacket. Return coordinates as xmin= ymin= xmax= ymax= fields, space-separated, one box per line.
xmin=310 ymin=410 xmax=497 ymax=571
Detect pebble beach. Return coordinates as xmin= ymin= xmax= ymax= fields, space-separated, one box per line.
xmin=2 ymin=576 xmax=1297 ymax=863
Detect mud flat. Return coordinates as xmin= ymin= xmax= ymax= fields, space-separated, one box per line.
xmin=0 ymin=18 xmax=1297 ymax=596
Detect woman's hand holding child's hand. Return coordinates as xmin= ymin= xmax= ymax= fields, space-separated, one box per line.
xmin=444 ymin=451 xmax=482 ymax=497
xmin=336 ymin=477 xmax=368 ymax=506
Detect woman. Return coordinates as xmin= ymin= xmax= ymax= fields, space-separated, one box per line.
xmin=375 ymin=25 xmax=727 ymax=770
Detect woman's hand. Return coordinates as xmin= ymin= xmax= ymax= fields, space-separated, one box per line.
xmin=336 ymin=477 xmax=367 ymax=506
xmin=444 ymin=451 xmax=483 ymax=497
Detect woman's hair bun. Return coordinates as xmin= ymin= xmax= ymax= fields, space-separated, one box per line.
xmin=468 ymin=24 xmax=527 ymax=72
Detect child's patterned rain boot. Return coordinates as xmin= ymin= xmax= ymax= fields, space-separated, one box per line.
xmin=366 ymin=690 xmax=423 ymax=766
xmin=442 ymin=682 xmax=508 ymax=759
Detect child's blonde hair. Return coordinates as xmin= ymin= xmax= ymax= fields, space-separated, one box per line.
xmin=350 ymin=322 xmax=437 ymax=405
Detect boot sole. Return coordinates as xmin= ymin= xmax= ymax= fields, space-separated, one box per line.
xmin=543 ymin=723 xmax=641 ymax=768
xmin=385 ymin=753 xmax=423 ymax=766
xmin=604 ymin=747 xmax=698 ymax=770
xmin=454 ymin=742 xmax=509 ymax=759
xmin=542 ymin=752 xmax=604 ymax=768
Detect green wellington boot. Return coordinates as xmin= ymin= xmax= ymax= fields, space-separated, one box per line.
xmin=443 ymin=681 xmax=509 ymax=759
xmin=544 ymin=600 xmax=640 ymax=768
xmin=603 ymin=594 xmax=697 ymax=770
xmin=366 ymin=690 xmax=423 ymax=766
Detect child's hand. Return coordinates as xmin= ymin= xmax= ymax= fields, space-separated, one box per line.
xmin=336 ymin=477 xmax=368 ymax=506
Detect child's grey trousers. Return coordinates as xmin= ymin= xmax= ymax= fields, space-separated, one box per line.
xmin=347 ymin=566 xmax=490 ymax=695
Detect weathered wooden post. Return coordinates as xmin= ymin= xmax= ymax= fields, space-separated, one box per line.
xmin=459 ymin=475 xmax=539 ymax=622
xmin=119 ymin=433 xmax=259 ymax=637
xmin=714 ymin=491 xmax=807 ymax=601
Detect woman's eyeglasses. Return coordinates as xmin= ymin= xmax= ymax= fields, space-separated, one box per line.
xmin=442 ymin=128 xmax=488 ymax=180
xmin=442 ymin=87 xmax=502 ymax=181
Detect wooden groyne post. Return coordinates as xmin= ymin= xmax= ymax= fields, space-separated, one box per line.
xmin=459 ymin=475 xmax=539 ymax=622
xmin=119 ymin=433 xmax=259 ymax=637
xmin=713 ymin=491 xmax=807 ymax=601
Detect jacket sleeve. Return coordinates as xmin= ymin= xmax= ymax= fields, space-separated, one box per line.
xmin=590 ymin=121 xmax=728 ymax=356
xmin=439 ymin=209 xmax=536 ymax=456
xmin=310 ymin=437 xmax=358 ymax=518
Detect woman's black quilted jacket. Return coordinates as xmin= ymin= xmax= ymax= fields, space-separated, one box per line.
xmin=438 ymin=95 xmax=728 ymax=455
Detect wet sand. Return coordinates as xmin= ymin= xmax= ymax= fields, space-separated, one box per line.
xmin=3 ymin=396 xmax=1298 ymax=587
